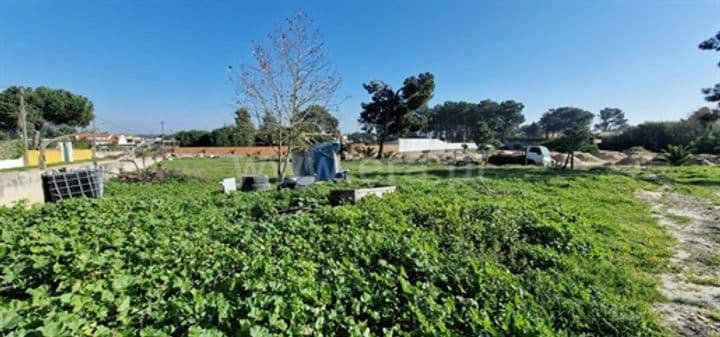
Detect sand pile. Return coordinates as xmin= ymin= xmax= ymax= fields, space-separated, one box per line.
xmin=551 ymin=152 xmax=567 ymax=163
xmin=463 ymin=153 xmax=484 ymax=162
xmin=694 ymin=154 xmax=720 ymax=165
xmin=594 ymin=150 xmax=628 ymax=163
xmin=616 ymin=152 xmax=658 ymax=166
xmin=551 ymin=152 xmax=587 ymax=166
xmin=688 ymin=155 xmax=717 ymax=166
xmin=574 ymin=152 xmax=604 ymax=164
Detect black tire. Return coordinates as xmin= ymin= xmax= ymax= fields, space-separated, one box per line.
xmin=242 ymin=175 xmax=269 ymax=185
xmin=242 ymin=183 xmax=271 ymax=191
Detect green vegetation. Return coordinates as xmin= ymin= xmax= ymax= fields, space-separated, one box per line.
xmin=670 ymin=298 xmax=712 ymax=309
xmin=0 ymin=140 xmax=24 ymax=160
xmin=594 ymin=108 xmax=629 ymax=133
xmin=356 ymin=145 xmax=377 ymax=158
xmin=0 ymin=86 xmax=94 ymax=148
xmin=664 ymin=212 xmax=692 ymax=225
xmin=632 ymin=166 xmax=720 ymax=204
xmin=698 ymin=30 xmax=719 ymax=107
xmin=160 ymin=157 xmax=279 ymax=182
xmin=3 ymin=159 xmax=710 ymax=336
xmin=687 ymin=275 xmax=720 ymax=287
xmin=707 ymin=311 xmax=720 ymax=322
xmin=538 ymin=107 xmax=594 ymax=139
xmin=663 ymin=144 xmax=693 ymax=166
xmin=600 ymin=107 xmax=719 ymax=154
xmin=690 ymin=130 xmax=720 ymax=154
xmin=422 ymin=100 xmax=525 ymax=144
xmin=694 ymin=251 xmax=720 ymax=268
xmin=359 ymin=72 xmax=435 ymax=158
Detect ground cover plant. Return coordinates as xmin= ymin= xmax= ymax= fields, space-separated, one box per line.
xmin=2 ymin=159 xmax=717 ymax=336
xmin=0 ymin=140 xmax=24 ymax=160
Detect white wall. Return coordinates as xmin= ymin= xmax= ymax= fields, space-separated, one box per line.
xmin=0 ymin=158 xmax=24 ymax=170
xmin=388 ymin=138 xmax=478 ymax=153
xmin=0 ymin=157 xmax=162 ymax=206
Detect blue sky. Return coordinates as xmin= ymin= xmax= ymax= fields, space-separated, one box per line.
xmin=1 ymin=0 xmax=718 ymax=134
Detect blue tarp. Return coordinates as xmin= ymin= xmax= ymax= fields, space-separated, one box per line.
xmin=293 ymin=142 xmax=343 ymax=181
xmin=312 ymin=142 xmax=341 ymax=181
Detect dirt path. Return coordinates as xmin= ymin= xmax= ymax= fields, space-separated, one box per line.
xmin=637 ymin=189 xmax=720 ymax=336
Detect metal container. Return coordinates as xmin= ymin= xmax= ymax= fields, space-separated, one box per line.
xmin=41 ymin=167 xmax=104 ymax=202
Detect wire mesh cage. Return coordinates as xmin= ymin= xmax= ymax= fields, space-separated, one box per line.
xmin=41 ymin=167 xmax=104 ymax=202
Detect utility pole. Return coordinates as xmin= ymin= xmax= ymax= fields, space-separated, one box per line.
xmin=18 ymin=88 xmax=29 ymax=167
xmin=160 ymin=120 xmax=164 ymax=147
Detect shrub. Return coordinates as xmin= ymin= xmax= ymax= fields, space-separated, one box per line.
xmin=690 ymin=130 xmax=720 ymax=154
xmin=175 ymin=129 xmax=212 ymax=146
xmin=600 ymin=121 xmax=701 ymax=152
xmin=542 ymin=127 xmax=598 ymax=154
xmin=579 ymin=142 xmax=599 ymax=153
xmin=357 ymin=145 xmax=377 ymax=158
xmin=663 ymin=144 xmax=692 ymax=166
xmin=72 ymin=141 xmax=92 ymax=149
xmin=541 ymin=137 xmax=564 ymax=152
xmin=0 ymin=139 xmax=24 ymax=160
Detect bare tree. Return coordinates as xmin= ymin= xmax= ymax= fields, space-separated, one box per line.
xmin=231 ymin=12 xmax=342 ymax=181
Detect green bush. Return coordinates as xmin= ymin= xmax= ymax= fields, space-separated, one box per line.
xmin=541 ymin=137 xmax=564 ymax=152
xmin=579 ymin=142 xmax=599 ymax=153
xmin=358 ymin=145 xmax=377 ymax=158
xmin=72 ymin=141 xmax=92 ymax=149
xmin=600 ymin=121 xmax=700 ymax=152
xmin=175 ymin=129 xmax=211 ymax=146
xmin=0 ymin=139 xmax=24 ymax=160
xmin=663 ymin=144 xmax=692 ymax=166
xmin=690 ymin=130 xmax=720 ymax=154
xmin=542 ymin=137 xmax=598 ymax=153
xmin=382 ymin=150 xmax=395 ymax=159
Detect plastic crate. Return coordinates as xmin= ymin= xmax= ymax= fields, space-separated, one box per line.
xmin=41 ymin=167 xmax=104 ymax=202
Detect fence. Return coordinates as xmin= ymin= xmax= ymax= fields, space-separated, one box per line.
xmin=26 ymin=150 xmax=64 ymax=166
xmin=1 ymin=149 xmax=95 ymax=169
xmin=74 ymin=149 xmax=93 ymax=161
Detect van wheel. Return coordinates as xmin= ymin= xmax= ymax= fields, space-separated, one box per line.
xmin=527 ymin=160 xmax=536 ymax=165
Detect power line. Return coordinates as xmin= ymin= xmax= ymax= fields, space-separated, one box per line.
xmin=94 ymin=119 xmax=155 ymax=135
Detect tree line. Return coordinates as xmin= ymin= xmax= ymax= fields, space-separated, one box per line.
xmin=600 ymin=30 xmax=720 ymax=154
xmin=174 ymin=105 xmax=340 ymax=147
xmin=353 ymin=29 xmax=719 ymax=159
xmin=352 ymin=71 xmax=633 ymax=159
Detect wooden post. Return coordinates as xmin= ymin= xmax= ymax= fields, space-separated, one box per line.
xmin=18 ymin=88 xmax=29 ymax=167
xmin=39 ymin=142 xmax=46 ymax=170
xmin=91 ymin=118 xmax=97 ymax=165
